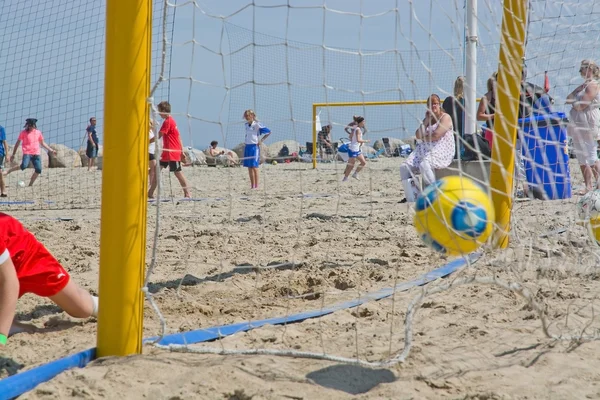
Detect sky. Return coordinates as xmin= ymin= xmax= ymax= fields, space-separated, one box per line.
xmin=0 ymin=0 xmax=594 ymax=151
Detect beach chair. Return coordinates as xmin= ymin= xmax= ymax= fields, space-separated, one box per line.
xmin=382 ymin=137 xmax=393 ymax=156
xmin=365 ymin=148 xmax=385 ymax=160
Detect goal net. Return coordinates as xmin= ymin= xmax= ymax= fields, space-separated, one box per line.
xmin=141 ymin=0 xmax=600 ymax=387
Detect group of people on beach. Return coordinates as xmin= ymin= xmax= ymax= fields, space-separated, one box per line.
xmin=2 ymin=60 xmax=599 ymax=350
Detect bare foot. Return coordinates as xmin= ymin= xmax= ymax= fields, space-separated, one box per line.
xmin=9 ymin=320 xmax=39 ymax=336
xmin=183 ymin=190 xmax=191 ymax=198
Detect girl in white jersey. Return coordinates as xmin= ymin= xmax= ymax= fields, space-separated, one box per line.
xmin=243 ymin=109 xmax=271 ymax=189
xmin=342 ymin=116 xmax=369 ymax=181
xmin=148 ymin=120 xmax=158 ymax=199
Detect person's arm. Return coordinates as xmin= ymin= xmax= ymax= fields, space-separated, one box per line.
xmin=41 ymin=140 xmax=57 ymax=155
xmin=476 ymin=96 xmax=495 ymax=122
xmin=10 ymin=140 xmax=21 ymax=162
xmin=356 ymin=129 xmax=369 ymax=144
xmin=260 ymin=133 xmax=271 ymax=144
xmin=0 ymin=255 xmax=19 ymax=341
xmin=414 ymin=112 xmax=431 ymax=139
xmin=429 ymin=114 xmax=453 ymax=141
xmin=566 ymin=83 xmax=585 ymax=105
xmin=573 ymin=81 xmax=599 ymax=111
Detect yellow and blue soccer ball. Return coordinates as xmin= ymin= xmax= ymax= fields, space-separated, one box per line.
xmin=576 ymin=189 xmax=600 ymax=245
xmin=413 ymin=176 xmax=495 ymax=255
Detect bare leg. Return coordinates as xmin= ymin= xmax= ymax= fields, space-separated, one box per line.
xmin=28 ymin=172 xmax=40 ymax=186
xmin=49 ymin=280 xmax=95 ymax=319
xmin=174 ymin=170 xmax=191 ymax=198
xmin=148 ymin=160 xmax=157 ymax=198
xmin=4 ymin=165 xmax=20 ymax=176
xmin=0 ymin=172 xmax=5 ymax=195
xmin=580 ymin=164 xmax=594 ymax=192
xmin=247 ymin=168 xmax=254 ymax=188
xmin=343 ymin=158 xmax=356 ymax=178
xmin=251 ymin=168 xmax=260 ymax=188
xmin=353 ymin=155 xmax=367 ymax=176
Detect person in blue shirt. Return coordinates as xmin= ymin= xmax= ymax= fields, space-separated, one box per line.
xmin=0 ymin=124 xmax=7 ymax=197
xmin=85 ymin=117 xmax=99 ymax=171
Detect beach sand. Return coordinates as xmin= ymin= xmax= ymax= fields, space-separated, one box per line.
xmin=3 ymin=158 xmax=600 ymax=399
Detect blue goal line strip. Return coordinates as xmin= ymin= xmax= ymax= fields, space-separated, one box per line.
xmin=0 ymin=252 xmax=479 ymax=400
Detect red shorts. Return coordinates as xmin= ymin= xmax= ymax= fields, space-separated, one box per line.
xmin=16 ymin=241 xmax=70 ymax=298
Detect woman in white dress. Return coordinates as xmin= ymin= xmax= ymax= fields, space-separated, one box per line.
xmin=400 ymin=94 xmax=455 ymax=203
xmin=566 ymin=59 xmax=600 ymax=194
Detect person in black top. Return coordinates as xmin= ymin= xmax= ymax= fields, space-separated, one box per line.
xmin=442 ymin=76 xmax=465 ymax=158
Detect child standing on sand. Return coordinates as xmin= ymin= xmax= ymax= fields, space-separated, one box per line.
xmin=243 ymin=109 xmax=271 ymax=189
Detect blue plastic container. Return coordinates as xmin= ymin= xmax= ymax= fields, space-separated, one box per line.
xmin=518 ymin=112 xmax=571 ymax=200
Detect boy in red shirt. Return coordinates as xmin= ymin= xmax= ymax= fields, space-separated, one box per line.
xmin=0 ymin=213 xmax=98 ymax=346
xmin=148 ymin=101 xmax=191 ymax=198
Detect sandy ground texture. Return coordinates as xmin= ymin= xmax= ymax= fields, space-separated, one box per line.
xmin=2 ymin=158 xmax=600 ymax=399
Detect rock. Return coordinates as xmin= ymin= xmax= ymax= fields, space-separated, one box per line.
xmin=79 ymin=145 xmax=103 ymax=169
xmin=49 ymin=144 xmax=81 ymax=168
xmin=233 ymin=142 xmax=271 ymax=165
xmin=267 ymin=140 xmax=301 ymax=161
xmin=373 ymin=138 xmax=406 ymax=154
xmin=183 ymin=147 xmax=207 ymax=166
xmin=203 ymin=147 xmax=238 ymax=166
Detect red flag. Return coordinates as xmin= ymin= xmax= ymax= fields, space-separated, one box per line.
xmin=544 ymin=71 xmax=550 ymax=93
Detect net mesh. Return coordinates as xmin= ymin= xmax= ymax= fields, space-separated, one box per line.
xmin=0 ymin=0 xmax=173 ymax=209
xmin=142 ymin=0 xmax=600 ymax=375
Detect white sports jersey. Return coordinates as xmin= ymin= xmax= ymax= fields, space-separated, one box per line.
xmin=245 ymin=121 xmax=271 ymax=144
xmin=149 ymin=130 xmax=155 ymax=155
xmin=349 ymin=126 xmax=362 ymax=152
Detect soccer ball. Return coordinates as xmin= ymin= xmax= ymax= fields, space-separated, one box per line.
xmin=576 ymin=190 xmax=600 ymax=221
xmin=576 ymin=189 xmax=600 ymax=245
xmin=413 ymin=176 xmax=495 ymax=255
xmin=272 ymin=160 xmax=278 ymax=165
xmin=17 ymin=180 xmax=25 ymax=188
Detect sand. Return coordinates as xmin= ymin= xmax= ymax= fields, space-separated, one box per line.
xmin=2 ymin=158 xmax=600 ymax=399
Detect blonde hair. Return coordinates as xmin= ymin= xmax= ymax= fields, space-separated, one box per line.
xmin=486 ymin=72 xmax=498 ymax=93
xmin=243 ymin=109 xmax=256 ymax=120
xmin=581 ymin=60 xmax=600 ymax=79
xmin=453 ymin=76 xmax=465 ymax=99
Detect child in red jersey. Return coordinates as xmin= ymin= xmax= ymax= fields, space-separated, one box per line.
xmin=0 ymin=213 xmax=98 ymax=346
xmin=148 ymin=101 xmax=191 ymax=198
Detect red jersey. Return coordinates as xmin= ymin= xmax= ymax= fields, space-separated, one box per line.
xmin=159 ymin=116 xmax=183 ymax=162
xmin=0 ymin=213 xmax=69 ymax=298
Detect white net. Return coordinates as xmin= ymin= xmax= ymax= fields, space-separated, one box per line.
xmin=142 ymin=0 xmax=600 ymax=386
xmin=0 ymin=0 xmax=173 ymax=209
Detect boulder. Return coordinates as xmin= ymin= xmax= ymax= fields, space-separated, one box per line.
xmin=372 ymin=138 xmax=406 ymax=155
xmin=79 ymin=145 xmax=103 ymax=169
xmin=267 ymin=140 xmax=301 ymax=161
xmin=233 ymin=142 xmax=271 ymax=165
xmin=49 ymin=144 xmax=81 ymax=168
xmin=183 ymin=147 xmax=207 ymax=166
xmin=203 ymin=147 xmax=238 ymax=166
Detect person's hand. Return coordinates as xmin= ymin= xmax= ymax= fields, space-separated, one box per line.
xmin=0 ymin=355 xmax=24 ymax=376
xmin=51 ymin=149 xmax=57 ymax=155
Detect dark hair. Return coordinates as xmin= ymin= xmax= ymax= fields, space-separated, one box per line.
xmin=24 ymin=118 xmax=37 ymax=129
xmin=355 ymin=116 xmax=365 ymax=124
xmin=90 ymin=117 xmax=96 ymax=123
xmin=157 ymin=101 xmax=171 ymax=113
xmin=210 ymin=140 xmax=218 ymax=147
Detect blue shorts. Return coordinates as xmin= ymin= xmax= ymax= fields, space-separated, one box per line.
xmin=86 ymin=141 xmax=98 ymax=159
xmin=22 ymin=154 xmax=42 ymax=174
xmin=243 ymin=144 xmax=260 ymax=168
xmin=348 ymin=150 xmax=362 ymax=158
